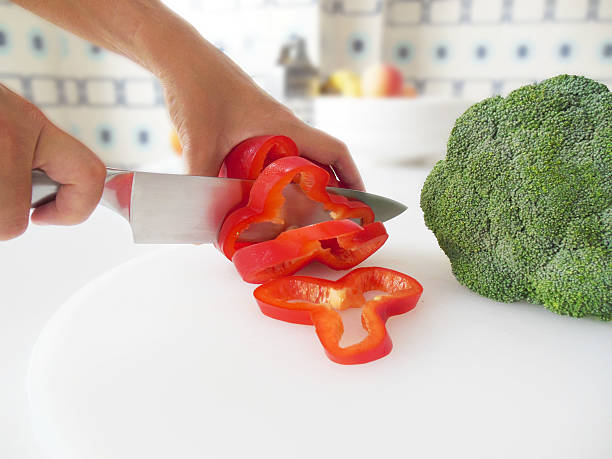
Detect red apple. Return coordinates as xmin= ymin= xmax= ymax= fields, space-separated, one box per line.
xmin=361 ymin=64 xmax=404 ymax=97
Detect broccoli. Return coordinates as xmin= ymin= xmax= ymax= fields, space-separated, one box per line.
xmin=420 ymin=75 xmax=611 ymax=320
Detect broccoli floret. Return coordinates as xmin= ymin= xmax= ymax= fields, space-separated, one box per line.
xmin=420 ymin=75 xmax=611 ymax=320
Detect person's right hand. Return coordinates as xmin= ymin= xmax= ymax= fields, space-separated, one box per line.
xmin=0 ymin=84 xmax=106 ymax=240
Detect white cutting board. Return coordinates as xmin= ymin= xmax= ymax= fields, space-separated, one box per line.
xmin=28 ymin=167 xmax=612 ymax=459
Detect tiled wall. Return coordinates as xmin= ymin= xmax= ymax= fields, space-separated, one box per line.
xmin=0 ymin=0 xmax=610 ymax=166
xmin=0 ymin=3 xmax=170 ymax=167
xmin=322 ymin=0 xmax=612 ymax=97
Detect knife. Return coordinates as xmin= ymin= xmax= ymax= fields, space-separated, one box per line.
xmin=30 ymin=168 xmax=407 ymax=244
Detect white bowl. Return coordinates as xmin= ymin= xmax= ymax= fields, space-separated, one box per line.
xmin=313 ymin=96 xmax=474 ymax=163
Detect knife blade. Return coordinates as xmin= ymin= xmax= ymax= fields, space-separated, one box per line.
xmin=31 ymin=168 xmax=407 ymax=244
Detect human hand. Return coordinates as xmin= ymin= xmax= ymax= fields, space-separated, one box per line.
xmin=150 ymin=28 xmax=365 ymax=191
xmin=11 ymin=0 xmax=364 ymax=191
xmin=0 ymin=84 xmax=106 ymax=240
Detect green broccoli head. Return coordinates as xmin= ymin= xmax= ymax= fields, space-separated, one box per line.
xmin=420 ymin=75 xmax=611 ymax=320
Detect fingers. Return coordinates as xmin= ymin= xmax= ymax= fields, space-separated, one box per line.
xmin=0 ymin=114 xmax=35 ymax=240
xmin=0 ymin=84 xmax=104 ymax=238
xmin=30 ymin=122 xmax=106 ymax=226
xmin=284 ymin=124 xmax=366 ymax=191
xmin=162 ymin=74 xmax=364 ymax=187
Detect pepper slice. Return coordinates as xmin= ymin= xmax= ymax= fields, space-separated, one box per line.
xmin=253 ymin=267 xmax=423 ymax=365
xmin=232 ymin=219 xmax=388 ymax=284
xmin=219 ymin=135 xmax=342 ymax=187
xmin=216 ymin=156 xmax=375 ymax=260
xmin=219 ymin=135 xmax=298 ymax=180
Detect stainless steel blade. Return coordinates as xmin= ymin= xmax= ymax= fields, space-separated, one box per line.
xmin=112 ymin=172 xmax=407 ymax=244
xmin=31 ymin=168 xmax=407 ymax=244
xmin=129 ymin=172 xmax=249 ymax=244
xmin=325 ymin=186 xmax=407 ymax=224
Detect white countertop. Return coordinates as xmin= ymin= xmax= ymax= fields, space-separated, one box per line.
xmin=0 ymin=205 xmax=159 ymax=458
xmin=2 ymin=158 xmax=611 ymax=459
xmin=0 ymin=158 xmax=420 ymax=458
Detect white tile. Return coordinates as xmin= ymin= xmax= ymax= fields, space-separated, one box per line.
xmin=86 ymin=79 xmax=116 ymax=106
xmin=30 ymin=77 xmax=59 ymax=105
xmin=555 ymin=0 xmax=589 ymax=20
xmin=62 ymin=79 xmax=79 ymax=105
xmin=470 ymin=0 xmax=504 ymax=23
xmin=598 ymin=0 xmax=612 ymax=20
xmin=513 ymin=0 xmax=546 ymax=21
xmin=430 ymin=0 xmax=462 ymax=24
xmin=386 ymin=0 xmax=422 ymax=25
xmin=124 ymin=79 xmax=157 ymax=106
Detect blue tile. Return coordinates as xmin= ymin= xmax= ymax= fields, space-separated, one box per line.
xmin=28 ymin=28 xmax=48 ymax=58
xmin=393 ymin=41 xmax=414 ymax=63
xmin=0 ymin=24 xmax=10 ymax=55
xmin=346 ymin=31 xmax=370 ymax=59
xmin=96 ymin=124 xmax=116 ymax=148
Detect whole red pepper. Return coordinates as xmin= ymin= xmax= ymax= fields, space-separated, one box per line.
xmin=216 ymin=156 xmax=375 ymax=260
xmin=253 ymin=267 xmax=423 ymax=365
xmin=232 ymin=219 xmax=388 ymax=284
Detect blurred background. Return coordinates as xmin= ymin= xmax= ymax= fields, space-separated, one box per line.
xmin=1 ymin=4 xmax=611 ymax=458
xmin=0 ymin=0 xmax=611 ymax=167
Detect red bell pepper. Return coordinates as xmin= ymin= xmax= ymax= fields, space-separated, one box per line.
xmin=216 ymin=156 xmax=375 ymax=260
xmin=232 ymin=219 xmax=388 ymax=284
xmin=253 ymin=267 xmax=423 ymax=365
xmin=304 ymin=159 xmax=342 ymax=188
xmin=219 ymin=135 xmax=342 ymax=187
xmin=219 ymin=135 xmax=298 ymax=180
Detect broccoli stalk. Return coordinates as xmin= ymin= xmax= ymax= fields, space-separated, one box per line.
xmin=420 ymin=75 xmax=611 ymax=320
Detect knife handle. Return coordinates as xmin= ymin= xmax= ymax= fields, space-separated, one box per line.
xmin=31 ymin=168 xmax=128 ymax=208
xmin=31 ymin=170 xmax=60 ymax=208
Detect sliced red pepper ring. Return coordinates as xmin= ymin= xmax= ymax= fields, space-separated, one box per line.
xmin=232 ymin=219 xmax=388 ymax=284
xmin=253 ymin=267 xmax=423 ymax=365
xmin=216 ymin=156 xmax=375 ymax=260
xmin=219 ymin=135 xmax=342 ymax=187
xmin=219 ymin=135 xmax=298 ymax=180
xmin=306 ymin=159 xmax=342 ymax=188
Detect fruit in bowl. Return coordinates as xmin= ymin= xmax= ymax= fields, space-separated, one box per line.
xmin=361 ymin=64 xmax=404 ymax=98
xmin=323 ymin=70 xmax=362 ymax=97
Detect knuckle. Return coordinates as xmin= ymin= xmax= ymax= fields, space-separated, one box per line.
xmin=76 ymin=155 xmax=107 ymax=193
xmin=329 ymin=141 xmax=350 ymax=164
xmin=85 ymin=156 xmax=107 ymax=185
xmin=333 ymin=139 xmax=350 ymax=155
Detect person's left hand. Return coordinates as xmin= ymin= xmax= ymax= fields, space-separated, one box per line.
xmin=152 ymin=28 xmax=365 ymax=191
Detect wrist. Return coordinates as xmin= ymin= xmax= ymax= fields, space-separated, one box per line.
xmin=131 ymin=6 xmax=210 ymax=79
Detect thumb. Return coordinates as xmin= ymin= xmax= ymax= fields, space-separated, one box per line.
xmin=30 ymin=122 xmax=106 ymax=226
